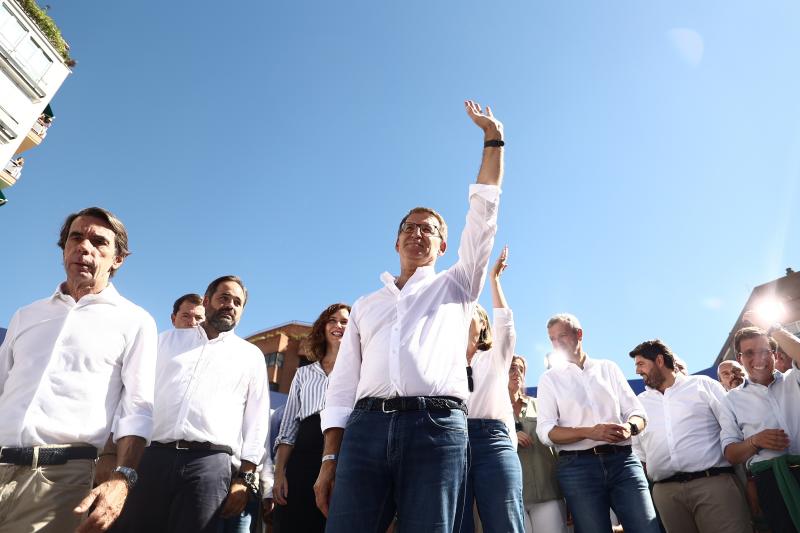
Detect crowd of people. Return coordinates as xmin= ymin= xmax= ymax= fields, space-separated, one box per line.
xmin=0 ymin=101 xmax=799 ymax=533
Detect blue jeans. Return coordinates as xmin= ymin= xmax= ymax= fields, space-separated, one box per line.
xmin=326 ymin=407 xmax=468 ymax=533
xmin=460 ymin=419 xmax=524 ymax=533
xmin=218 ymin=492 xmax=259 ymax=533
xmin=556 ymin=449 xmax=659 ymax=533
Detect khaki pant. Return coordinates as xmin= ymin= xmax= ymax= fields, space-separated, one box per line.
xmin=652 ymin=473 xmax=752 ymax=533
xmin=0 ymin=459 xmax=95 ymax=533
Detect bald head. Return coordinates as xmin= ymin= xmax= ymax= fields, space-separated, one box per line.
xmin=717 ymin=360 xmax=745 ymax=391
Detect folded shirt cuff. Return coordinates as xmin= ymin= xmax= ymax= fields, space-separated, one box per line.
xmin=241 ymin=445 xmax=267 ymax=466
xmin=537 ymin=422 xmax=556 ymax=447
xmin=469 ymin=183 xmax=501 ymax=202
xmin=320 ymin=406 xmax=353 ymax=432
xmin=115 ymin=415 xmax=153 ymax=445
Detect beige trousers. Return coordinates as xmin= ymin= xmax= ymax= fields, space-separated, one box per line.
xmin=652 ymin=473 xmax=752 ymax=533
xmin=0 ymin=459 xmax=94 ymax=533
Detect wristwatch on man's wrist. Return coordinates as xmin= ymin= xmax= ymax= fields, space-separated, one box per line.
xmin=235 ymin=471 xmax=259 ymax=495
xmin=628 ymin=421 xmax=640 ymax=436
xmin=112 ymin=466 xmax=138 ymax=488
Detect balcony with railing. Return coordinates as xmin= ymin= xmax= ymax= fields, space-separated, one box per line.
xmin=0 ymin=155 xmax=23 ymax=188
xmin=14 ymin=111 xmax=51 ymax=154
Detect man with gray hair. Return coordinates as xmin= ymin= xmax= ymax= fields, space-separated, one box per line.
xmin=0 ymin=206 xmax=157 ymax=533
xmin=536 ymin=313 xmax=659 ymax=533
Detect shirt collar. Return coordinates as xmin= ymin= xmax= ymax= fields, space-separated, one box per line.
xmin=644 ymin=372 xmax=686 ymax=393
xmin=51 ymin=282 xmax=122 ymax=306
xmin=198 ymin=325 xmax=236 ymax=343
xmin=381 ymin=265 xmax=436 ymax=294
xmin=742 ymin=370 xmax=783 ymax=389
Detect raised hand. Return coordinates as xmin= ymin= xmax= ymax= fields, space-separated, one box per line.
xmin=492 ymin=246 xmax=508 ymax=280
xmin=465 ymin=100 xmax=503 ymax=140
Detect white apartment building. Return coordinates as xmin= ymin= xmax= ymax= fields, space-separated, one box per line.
xmin=0 ymin=0 xmax=70 ymax=195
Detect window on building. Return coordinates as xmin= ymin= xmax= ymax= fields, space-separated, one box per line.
xmin=0 ymin=5 xmax=26 ymax=50
xmin=14 ymin=37 xmax=51 ymax=81
xmin=265 ymin=352 xmax=285 ymax=368
xmin=0 ymin=3 xmax=53 ymax=83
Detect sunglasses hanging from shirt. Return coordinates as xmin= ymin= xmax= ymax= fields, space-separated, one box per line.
xmin=466 ymin=365 xmax=474 ymax=392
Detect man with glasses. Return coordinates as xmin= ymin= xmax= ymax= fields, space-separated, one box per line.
xmin=314 ymin=101 xmax=504 ymax=533
xmin=720 ymin=320 xmax=800 ymax=533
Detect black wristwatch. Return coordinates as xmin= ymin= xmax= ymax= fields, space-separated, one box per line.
xmin=236 ymin=471 xmax=259 ymax=495
xmin=628 ymin=421 xmax=640 ymax=436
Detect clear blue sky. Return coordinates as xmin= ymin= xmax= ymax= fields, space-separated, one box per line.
xmin=3 ymin=1 xmax=799 ymax=387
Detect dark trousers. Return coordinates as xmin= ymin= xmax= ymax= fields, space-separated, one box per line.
xmin=754 ymin=466 xmax=800 ymax=533
xmin=273 ymin=413 xmax=326 ymax=533
xmin=111 ymin=447 xmax=232 ymax=533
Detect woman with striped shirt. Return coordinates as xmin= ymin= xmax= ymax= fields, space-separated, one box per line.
xmin=272 ymin=303 xmax=350 ymax=533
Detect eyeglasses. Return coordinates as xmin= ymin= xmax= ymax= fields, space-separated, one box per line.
xmin=515 ymin=421 xmax=523 ymax=431
xmin=400 ymin=222 xmax=441 ymax=237
xmin=466 ymin=366 xmax=474 ymax=392
xmin=738 ymin=349 xmax=776 ymax=359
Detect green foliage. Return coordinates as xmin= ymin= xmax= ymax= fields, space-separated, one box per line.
xmin=15 ymin=0 xmax=73 ymax=65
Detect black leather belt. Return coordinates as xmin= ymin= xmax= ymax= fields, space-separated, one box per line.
xmin=559 ymin=445 xmax=632 ymax=457
xmin=355 ymin=396 xmax=467 ymax=414
xmin=151 ymin=441 xmax=233 ymax=455
xmin=0 ymin=445 xmax=97 ymax=466
xmin=657 ymin=466 xmax=735 ymax=484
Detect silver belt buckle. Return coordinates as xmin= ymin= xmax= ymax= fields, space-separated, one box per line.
xmin=175 ymin=440 xmax=189 ymax=450
xmin=381 ymin=399 xmax=398 ymax=413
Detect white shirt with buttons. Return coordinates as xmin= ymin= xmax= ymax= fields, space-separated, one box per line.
xmin=321 ymin=184 xmax=500 ymax=431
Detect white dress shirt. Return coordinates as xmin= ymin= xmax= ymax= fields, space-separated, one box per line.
xmin=151 ymin=327 xmax=269 ymax=465
xmin=275 ymin=362 xmax=329 ymax=447
xmin=0 ymin=283 xmax=157 ymax=448
xmin=536 ymin=357 xmax=646 ymax=451
xmin=632 ymin=374 xmax=730 ymax=481
xmin=719 ymin=369 xmax=800 ymax=468
xmin=321 ymin=184 xmax=500 ymax=431
xmin=467 ymin=308 xmax=516 ymax=444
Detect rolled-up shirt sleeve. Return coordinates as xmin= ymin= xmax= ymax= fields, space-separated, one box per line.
xmin=275 ymin=370 xmax=303 ymax=447
xmin=239 ymin=351 xmax=270 ymax=465
xmin=451 ymin=184 xmax=500 ymax=301
xmin=320 ymin=300 xmax=363 ymax=432
xmin=115 ymin=311 xmax=158 ymax=443
xmin=491 ymin=308 xmax=516 ymax=365
xmin=0 ymin=311 xmax=20 ymax=396
xmin=612 ymin=363 xmax=646 ymax=422
xmin=719 ymin=394 xmax=744 ymax=452
xmin=535 ymin=373 xmax=559 ymax=447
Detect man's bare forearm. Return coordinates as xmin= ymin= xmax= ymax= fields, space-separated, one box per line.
xmin=774 ymin=328 xmax=800 ymax=363
xmin=322 ymin=428 xmax=344 ymax=455
xmin=549 ymin=426 xmax=588 ymax=445
xmin=115 ymin=436 xmax=146 ymax=469
xmin=475 ymin=133 xmax=504 ymax=187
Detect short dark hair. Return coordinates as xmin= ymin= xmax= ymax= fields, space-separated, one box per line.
xmin=172 ymin=293 xmax=203 ymax=316
xmin=397 ymin=207 xmax=448 ymax=242
xmin=204 ymin=275 xmax=248 ymax=306
xmin=628 ymin=339 xmax=675 ymax=370
xmin=733 ymin=326 xmax=778 ymax=354
xmin=306 ymin=303 xmax=351 ymax=362
xmin=58 ymin=207 xmax=130 ymax=277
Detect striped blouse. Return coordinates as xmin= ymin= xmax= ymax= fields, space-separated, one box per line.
xmin=274 ymin=362 xmax=330 ymax=448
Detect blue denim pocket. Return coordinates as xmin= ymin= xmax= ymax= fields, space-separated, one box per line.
xmin=425 ymin=409 xmax=467 ymax=432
